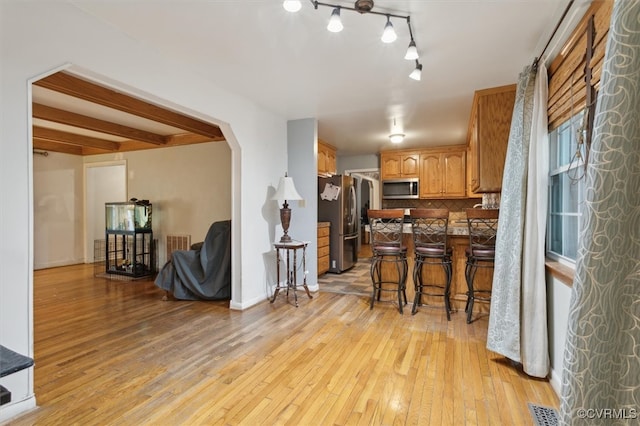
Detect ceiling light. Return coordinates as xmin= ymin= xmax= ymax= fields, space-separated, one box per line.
xmin=381 ymin=16 xmax=397 ymax=43
xmin=293 ymin=1 xmax=420 ymax=79
xmin=409 ymin=61 xmax=422 ymax=81
xmin=389 ymin=133 xmax=405 ymax=144
xmin=327 ymin=7 xmax=343 ymax=33
xmin=282 ymin=0 xmax=302 ymax=13
xmin=405 ymin=40 xmax=419 ymax=60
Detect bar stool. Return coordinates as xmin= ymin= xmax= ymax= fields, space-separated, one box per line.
xmin=409 ymin=209 xmax=452 ymax=319
xmin=464 ymin=208 xmax=499 ymax=323
xmin=368 ymin=209 xmax=408 ymax=314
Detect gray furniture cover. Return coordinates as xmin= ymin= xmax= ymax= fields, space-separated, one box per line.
xmin=155 ymin=220 xmax=231 ymax=300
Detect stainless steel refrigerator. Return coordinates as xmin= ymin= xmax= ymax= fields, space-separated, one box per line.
xmin=318 ymin=175 xmax=358 ymax=273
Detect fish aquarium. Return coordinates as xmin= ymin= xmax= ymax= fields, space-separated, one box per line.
xmin=105 ymin=200 xmax=152 ymax=231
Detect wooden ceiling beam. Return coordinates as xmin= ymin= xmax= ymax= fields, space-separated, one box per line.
xmin=33 ymin=126 xmax=120 ymax=151
xmin=34 ymin=72 xmax=225 ymax=140
xmin=33 ymin=138 xmax=85 ymax=156
xmin=33 ymin=103 xmax=167 ymax=145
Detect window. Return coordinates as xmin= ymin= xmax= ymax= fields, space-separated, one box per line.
xmin=547 ymin=111 xmax=587 ymax=262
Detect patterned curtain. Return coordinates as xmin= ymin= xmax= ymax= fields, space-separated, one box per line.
xmin=560 ymin=0 xmax=640 ymax=423
xmin=486 ymin=62 xmax=550 ymax=378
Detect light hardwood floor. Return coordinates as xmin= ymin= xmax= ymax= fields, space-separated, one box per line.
xmin=8 ymin=253 xmax=558 ymax=425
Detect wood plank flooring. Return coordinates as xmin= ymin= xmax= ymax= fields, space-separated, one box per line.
xmin=8 ymin=255 xmax=559 ymax=425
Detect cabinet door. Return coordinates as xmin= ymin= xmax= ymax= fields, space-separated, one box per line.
xmin=471 ymin=86 xmax=516 ymax=193
xmin=381 ymin=154 xmax=402 ymax=179
xmin=318 ymin=146 xmax=327 ymax=175
xmin=401 ymin=154 xmax=419 ymax=177
xmin=326 ymin=149 xmax=337 ymax=175
xmin=443 ymin=151 xmax=466 ymax=197
xmin=419 ymin=153 xmax=443 ymax=198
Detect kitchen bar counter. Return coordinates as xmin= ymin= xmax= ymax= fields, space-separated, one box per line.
xmin=364 ymin=211 xmax=494 ymax=316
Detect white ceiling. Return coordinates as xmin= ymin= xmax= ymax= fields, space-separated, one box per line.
xmin=68 ymin=0 xmax=587 ymax=155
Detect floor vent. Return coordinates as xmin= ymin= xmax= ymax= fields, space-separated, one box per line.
xmin=529 ymin=403 xmax=559 ymax=426
xmin=166 ymin=234 xmax=191 ymax=261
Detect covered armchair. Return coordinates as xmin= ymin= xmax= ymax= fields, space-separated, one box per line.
xmin=155 ymin=220 xmax=231 ymax=300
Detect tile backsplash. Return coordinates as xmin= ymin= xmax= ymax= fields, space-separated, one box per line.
xmin=383 ymin=198 xmax=480 ymax=213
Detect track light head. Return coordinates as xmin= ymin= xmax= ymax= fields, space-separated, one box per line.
xmin=327 ymin=7 xmax=344 ymax=32
xmin=405 ymin=40 xmax=419 ymax=60
xmin=409 ymin=62 xmax=423 ymax=81
xmin=282 ymin=0 xmax=302 ymax=12
xmin=381 ymin=16 xmax=397 ymax=43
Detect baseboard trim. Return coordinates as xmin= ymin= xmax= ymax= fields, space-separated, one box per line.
xmin=0 ymin=395 xmax=37 ymax=423
xmin=550 ymin=367 xmax=562 ymax=398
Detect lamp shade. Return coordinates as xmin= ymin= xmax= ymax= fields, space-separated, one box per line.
xmin=272 ymin=176 xmax=303 ymax=201
xmin=409 ymin=62 xmax=422 ymax=81
xmin=381 ymin=18 xmax=397 ymax=43
xmin=404 ymin=40 xmax=419 ymax=60
xmin=327 ymin=8 xmax=344 ymax=33
xmin=389 ymin=133 xmax=405 ymax=144
xmin=282 ymin=0 xmax=302 ymax=12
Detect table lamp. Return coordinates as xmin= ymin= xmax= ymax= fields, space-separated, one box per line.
xmin=272 ymin=173 xmax=303 ymax=243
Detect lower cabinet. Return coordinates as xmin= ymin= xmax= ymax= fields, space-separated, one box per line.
xmin=318 ymin=222 xmax=330 ymax=276
xmin=449 ymin=235 xmax=493 ymax=313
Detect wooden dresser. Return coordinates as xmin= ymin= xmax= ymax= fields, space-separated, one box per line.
xmin=317 ymin=222 xmax=330 ymax=276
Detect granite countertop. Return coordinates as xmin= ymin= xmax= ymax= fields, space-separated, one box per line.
xmin=400 ymin=223 xmax=469 ymax=236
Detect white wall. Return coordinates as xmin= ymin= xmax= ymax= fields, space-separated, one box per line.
xmin=33 ymin=152 xmax=85 ymax=269
xmin=547 ymin=275 xmax=572 ymax=396
xmin=0 ymin=3 xmax=287 ymax=420
xmin=86 ymin=142 xmax=231 ymax=266
xmin=337 ymin=153 xmax=379 ymax=174
xmin=287 ymin=119 xmax=319 ymax=290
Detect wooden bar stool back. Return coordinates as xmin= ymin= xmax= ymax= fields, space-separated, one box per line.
xmin=409 ymin=208 xmax=452 ymax=319
xmin=367 ymin=209 xmax=408 ymax=314
xmin=464 ymin=208 xmax=499 ymax=323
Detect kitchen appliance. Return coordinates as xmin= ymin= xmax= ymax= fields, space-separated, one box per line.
xmin=382 ymin=178 xmax=419 ymax=199
xmin=318 ymin=175 xmax=358 ymax=273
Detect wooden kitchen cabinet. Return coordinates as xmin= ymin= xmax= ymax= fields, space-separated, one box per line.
xmin=380 ymin=150 xmax=420 ymax=180
xmin=467 ymin=84 xmax=516 ymax=193
xmin=317 ymin=222 xmax=330 ymax=276
xmin=318 ymin=139 xmax=337 ymax=176
xmin=419 ymin=148 xmax=466 ymax=198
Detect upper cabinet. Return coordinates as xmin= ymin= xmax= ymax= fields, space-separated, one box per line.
xmin=318 ymin=139 xmax=337 ymax=176
xmin=467 ymin=84 xmax=516 ymax=193
xmin=380 ymin=146 xmax=466 ymax=199
xmin=380 ymin=150 xmax=420 ymax=180
xmin=419 ymin=148 xmax=466 ymax=198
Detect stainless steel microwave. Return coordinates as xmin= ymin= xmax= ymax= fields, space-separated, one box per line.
xmin=382 ymin=178 xmax=419 ymax=199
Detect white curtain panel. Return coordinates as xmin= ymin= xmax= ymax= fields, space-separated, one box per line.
xmin=560 ymin=0 xmax=640 ymax=423
xmin=521 ymin=63 xmax=550 ymax=378
xmin=486 ymin=62 xmax=550 ymax=378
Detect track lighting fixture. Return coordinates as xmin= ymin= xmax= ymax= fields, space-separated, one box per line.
xmin=327 ymin=7 xmax=343 ymax=32
xmin=409 ymin=61 xmax=423 ymax=81
xmin=283 ymin=0 xmax=421 ymax=80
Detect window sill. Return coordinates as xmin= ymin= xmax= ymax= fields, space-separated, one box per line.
xmin=545 ymin=258 xmax=574 ymax=287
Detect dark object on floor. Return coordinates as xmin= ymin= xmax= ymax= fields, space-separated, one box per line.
xmin=0 ymin=345 xmax=35 ymax=406
xmin=155 ymin=220 xmax=231 ymax=301
xmin=528 ymin=403 xmax=559 ymax=426
xmin=0 ymin=345 xmax=34 ymax=378
xmin=1 ymin=385 xmax=10 ymax=405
